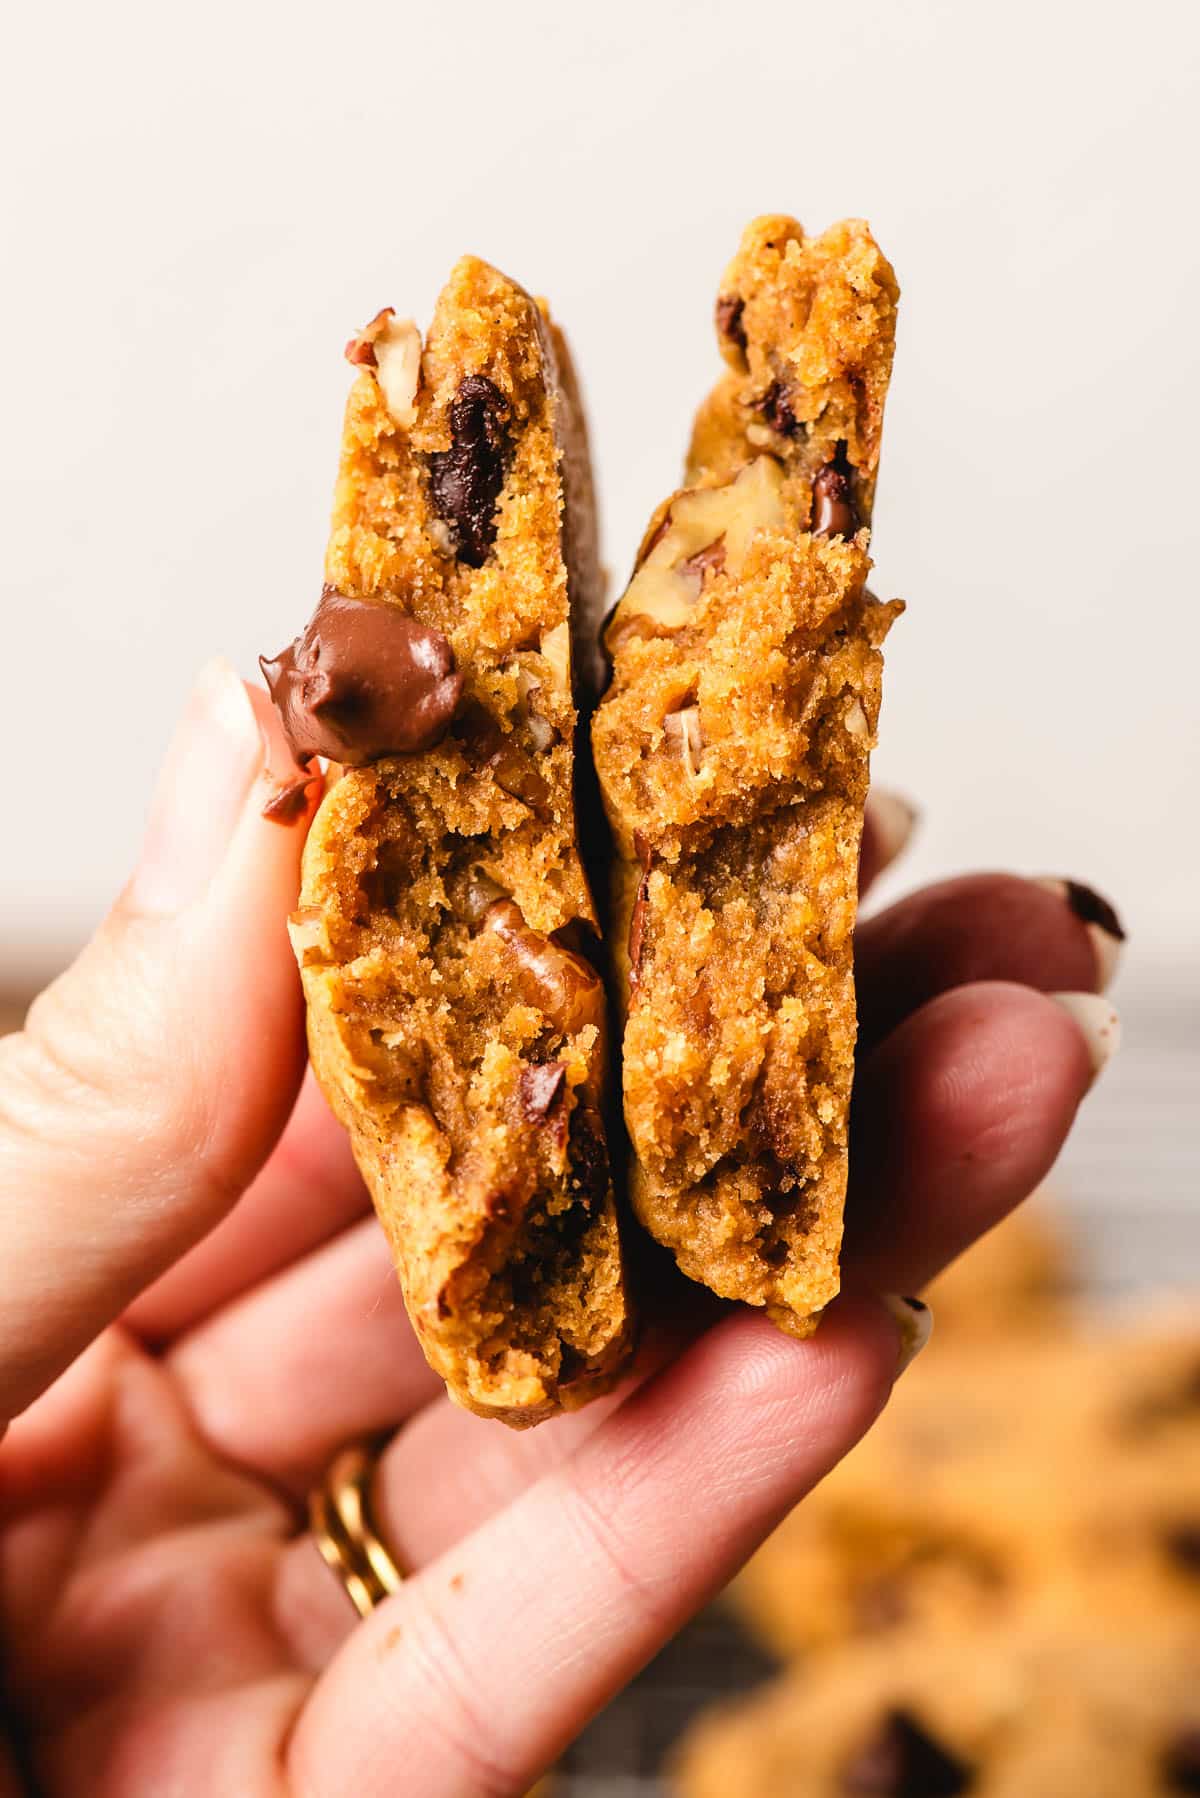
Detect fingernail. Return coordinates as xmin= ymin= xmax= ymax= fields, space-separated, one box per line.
xmin=1035 ymin=878 xmax=1126 ymax=991
xmin=127 ymin=659 xmax=264 ymax=917
xmin=865 ymin=789 xmax=919 ymax=873
xmin=881 ymin=1294 xmax=933 ymax=1376
xmin=1048 ymin=991 xmax=1122 ymax=1085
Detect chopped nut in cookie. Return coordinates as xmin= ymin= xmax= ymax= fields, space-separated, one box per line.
xmin=481 ymin=899 xmax=604 ymax=1037
xmin=519 ymin=1061 xmax=568 ymax=1123
xmin=663 ymin=703 xmax=704 ymax=778
xmin=372 ymin=315 xmax=422 ymax=429
xmin=606 ymin=457 xmax=785 ymax=647
xmin=344 ymin=306 xmax=394 ymax=367
xmin=539 ymin=620 xmax=571 ymax=691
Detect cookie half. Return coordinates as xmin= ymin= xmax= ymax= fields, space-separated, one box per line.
xmin=591 ymin=215 xmax=901 ymax=1335
xmin=276 ymin=259 xmax=633 ymax=1426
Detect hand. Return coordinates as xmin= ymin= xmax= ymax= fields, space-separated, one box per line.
xmin=0 ymin=661 xmax=1118 ymax=1796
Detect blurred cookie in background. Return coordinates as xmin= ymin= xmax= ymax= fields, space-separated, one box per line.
xmin=727 ymin=1197 xmax=1198 ymax=1661
xmin=920 ymin=1201 xmax=1071 ymax=1336
xmin=671 ymin=1608 xmax=1200 ymax=1797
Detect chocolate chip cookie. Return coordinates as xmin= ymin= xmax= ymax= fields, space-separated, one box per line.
xmin=672 ymin=1613 xmax=1200 ymax=1797
xmin=271 ymin=259 xmax=633 ymax=1425
xmin=591 ymin=215 xmax=901 ymax=1334
xmin=730 ymin=1318 xmax=1200 ymax=1659
xmin=921 ymin=1202 xmax=1070 ymax=1337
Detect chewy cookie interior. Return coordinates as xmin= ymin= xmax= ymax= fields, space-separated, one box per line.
xmin=592 ymin=216 xmax=901 ymax=1335
xmin=287 ymin=259 xmax=632 ymax=1425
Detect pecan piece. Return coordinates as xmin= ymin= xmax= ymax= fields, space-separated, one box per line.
xmin=760 ymin=379 xmax=800 ymax=437
xmin=482 ymin=899 xmax=604 ymax=1036
xmin=519 ymin=1061 xmax=568 ymax=1123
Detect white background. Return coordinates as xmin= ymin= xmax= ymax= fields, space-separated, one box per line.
xmin=1 ymin=0 xmax=1197 ymax=995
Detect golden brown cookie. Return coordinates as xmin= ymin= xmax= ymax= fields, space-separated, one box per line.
xmin=591 ymin=215 xmax=901 ymax=1335
xmin=922 ymin=1200 xmax=1071 ymax=1337
xmin=671 ymin=1612 xmax=1200 ymax=1797
xmin=278 ymin=259 xmax=633 ymax=1426
xmin=729 ymin=1318 xmax=1200 ymax=1660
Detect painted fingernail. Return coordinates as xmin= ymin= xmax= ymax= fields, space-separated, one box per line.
xmin=881 ymin=1294 xmax=933 ymax=1376
xmin=1048 ymin=991 xmax=1122 ymax=1085
xmin=1035 ymin=877 xmax=1126 ymax=991
xmin=127 ymin=659 xmax=264 ymax=917
xmin=865 ymin=789 xmax=919 ymax=874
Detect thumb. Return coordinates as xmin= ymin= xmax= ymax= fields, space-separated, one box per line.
xmin=0 ymin=658 xmax=318 ymax=1424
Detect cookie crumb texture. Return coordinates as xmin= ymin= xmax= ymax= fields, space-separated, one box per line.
xmin=298 ymin=258 xmax=632 ymax=1426
xmin=592 ymin=216 xmax=901 ymax=1333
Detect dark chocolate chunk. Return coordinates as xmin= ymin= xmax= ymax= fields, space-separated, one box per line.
xmin=813 ymin=453 xmax=859 ymax=538
xmin=519 ymin=1061 xmax=568 ymax=1123
xmin=840 ymin=1709 xmax=974 ymax=1796
xmin=760 ymin=379 xmax=800 ymax=437
xmin=1164 ymin=1727 xmax=1200 ymax=1792
xmin=1062 ymin=879 xmax=1127 ymax=942
xmin=716 ymin=293 xmax=747 ymax=354
xmin=261 ymin=588 xmax=462 ymax=766
xmin=429 ymin=374 xmax=511 ymax=567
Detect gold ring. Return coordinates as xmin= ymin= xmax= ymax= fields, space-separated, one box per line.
xmin=308 ymin=1440 xmax=405 ymax=1617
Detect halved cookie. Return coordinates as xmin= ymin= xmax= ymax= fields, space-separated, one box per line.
xmin=591 ymin=215 xmax=901 ymax=1336
xmin=270 ymin=259 xmax=633 ymax=1426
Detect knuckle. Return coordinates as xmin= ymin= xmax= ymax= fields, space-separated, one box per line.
xmin=399 ymin=1596 xmax=526 ymax=1798
xmin=560 ymin=1460 xmax=673 ymax=1636
xmin=0 ymin=959 xmax=239 ymax=1221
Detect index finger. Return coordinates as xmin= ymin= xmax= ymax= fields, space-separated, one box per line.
xmin=0 ymin=664 xmax=311 ymax=1422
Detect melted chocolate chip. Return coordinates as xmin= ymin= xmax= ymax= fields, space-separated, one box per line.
xmin=716 ymin=293 xmax=747 ymax=354
xmin=760 ymin=379 xmax=800 ymax=437
xmin=1164 ymin=1728 xmax=1200 ymax=1793
xmin=840 ymin=1710 xmax=973 ymax=1797
xmin=261 ymin=768 xmax=317 ymax=823
xmin=260 ymin=588 xmax=463 ymax=766
xmin=1062 ymin=879 xmax=1127 ymax=942
xmin=813 ymin=453 xmax=859 ymax=538
xmin=519 ymin=1061 xmax=568 ymax=1123
xmin=429 ymin=374 xmax=511 ymax=567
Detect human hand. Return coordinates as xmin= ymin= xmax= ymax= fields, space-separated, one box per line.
xmin=0 ymin=662 xmax=1120 ymax=1795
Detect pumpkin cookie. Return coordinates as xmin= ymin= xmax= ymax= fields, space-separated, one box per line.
xmin=269 ymin=259 xmax=633 ymax=1426
xmin=730 ymin=1319 xmax=1200 ymax=1659
xmin=591 ymin=215 xmax=901 ymax=1334
xmin=672 ymin=1612 xmax=1200 ymax=1797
